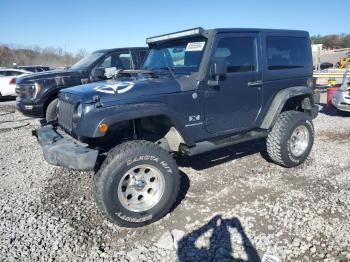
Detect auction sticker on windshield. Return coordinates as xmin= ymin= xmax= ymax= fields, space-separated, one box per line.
xmin=186 ymin=42 xmax=205 ymax=51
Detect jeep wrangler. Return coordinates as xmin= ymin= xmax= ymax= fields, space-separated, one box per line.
xmin=34 ymin=28 xmax=318 ymax=227
xmin=16 ymin=47 xmax=148 ymax=122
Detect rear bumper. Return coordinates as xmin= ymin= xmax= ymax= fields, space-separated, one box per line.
xmin=16 ymin=97 xmax=44 ymax=117
xmin=33 ymin=125 xmax=98 ymax=170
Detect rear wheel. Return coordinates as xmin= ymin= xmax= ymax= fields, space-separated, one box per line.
xmin=45 ymin=98 xmax=58 ymax=122
xmin=266 ymin=111 xmax=314 ymax=167
xmin=94 ymin=140 xmax=180 ymax=227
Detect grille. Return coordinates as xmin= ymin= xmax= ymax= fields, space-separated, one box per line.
xmin=58 ymin=98 xmax=75 ymax=133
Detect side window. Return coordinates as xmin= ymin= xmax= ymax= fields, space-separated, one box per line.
xmin=12 ymin=71 xmax=23 ymax=76
xmin=117 ymin=53 xmax=132 ymax=69
xmin=6 ymin=71 xmax=21 ymax=76
xmin=267 ymin=37 xmax=309 ymax=70
xmin=98 ymin=56 xmax=112 ymax=69
xmin=214 ymin=37 xmax=257 ymax=73
xmin=97 ymin=53 xmax=133 ymax=70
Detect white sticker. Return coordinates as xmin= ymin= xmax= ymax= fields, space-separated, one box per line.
xmin=186 ymin=42 xmax=205 ymax=51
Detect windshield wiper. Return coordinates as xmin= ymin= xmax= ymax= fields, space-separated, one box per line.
xmin=162 ymin=52 xmax=176 ymax=79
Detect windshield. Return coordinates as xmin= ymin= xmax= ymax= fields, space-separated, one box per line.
xmin=142 ymin=37 xmax=206 ymax=74
xmin=70 ymin=52 xmax=104 ymax=70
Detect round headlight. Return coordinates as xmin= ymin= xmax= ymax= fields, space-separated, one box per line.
xmin=76 ymin=103 xmax=83 ymax=118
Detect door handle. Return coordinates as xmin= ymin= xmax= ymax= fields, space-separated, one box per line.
xmin=247 ymin=80 xmax=263 ymax=87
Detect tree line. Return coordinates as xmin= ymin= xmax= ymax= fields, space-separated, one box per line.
xmin=0 ymin=45 xmax=87 ymax=68
xmin=1 ymin=34 xmax=349 ymax=68
xmin=311 ymin=34 xmax=350 ymax=49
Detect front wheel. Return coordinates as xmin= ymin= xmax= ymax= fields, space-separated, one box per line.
xmin=94 ymin=140 xmax=180 ymax=227
xmin=266 ymin=111 xmax=314 ymax=167
xmin=45 ymin=98 xmax=58 ymax=122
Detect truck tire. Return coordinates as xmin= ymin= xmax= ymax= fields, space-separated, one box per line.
xmin=45 ymin=98 xmax=58 ymax=122
xmin=94 ymin=140 xmax=180 ymax=227
xmin=266 ymin=111 xmax=314 ymax=167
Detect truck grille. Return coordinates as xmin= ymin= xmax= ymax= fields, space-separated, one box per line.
xmin=58 ymin=98 xmax=75 ymax=133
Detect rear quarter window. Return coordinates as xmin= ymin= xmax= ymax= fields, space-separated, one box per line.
xmin=267 ymin=36 xmax=309 ymax=70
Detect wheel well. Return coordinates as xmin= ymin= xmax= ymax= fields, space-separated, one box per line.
xmin=43 ymin=94 xmax=58 ymax=114
xmin=281 ymin=95 xmax=312 ymax=113
xmin=91 ymin=115 xmax=184 ymax=152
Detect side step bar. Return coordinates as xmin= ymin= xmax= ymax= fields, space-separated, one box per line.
xmin=180 ymin=130 xmax=268 ymax=156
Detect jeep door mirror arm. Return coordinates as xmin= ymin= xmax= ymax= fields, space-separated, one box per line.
xmin=207 ymin=60 xmax=227 ymax=87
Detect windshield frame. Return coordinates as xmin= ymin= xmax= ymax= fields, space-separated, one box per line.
xmin=142 ymin=37 xmax=207 ymax=75
xmin=70 ymin=52 xmax=104 ymax=71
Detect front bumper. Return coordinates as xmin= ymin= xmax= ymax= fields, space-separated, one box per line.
xmin=16 ymin=97 xmax=44 ymax=117
xmin=332 ymin=91 xmax=350 ymax=112
xmin=33 ymin=125 xmax=98 ymax=170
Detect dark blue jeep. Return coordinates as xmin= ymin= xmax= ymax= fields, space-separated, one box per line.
xmin=34 ymin=28 xmax=318 ymax=227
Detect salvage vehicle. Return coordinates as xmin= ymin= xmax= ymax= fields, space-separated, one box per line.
xmin=34 ymin=28 xmax=318 ymax=227
xmin=0 ymin=69 xmax=32 ymax=100
xmin=16 ymin=47 xmax=148 ymax=121
xmin=332 ymin=68 xmax=350 ymax=116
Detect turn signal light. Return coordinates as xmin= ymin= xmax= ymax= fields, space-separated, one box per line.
xmin=98 ymin=123 xmax=109 ymax=133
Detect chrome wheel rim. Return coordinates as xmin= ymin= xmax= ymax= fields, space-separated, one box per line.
xmin=117 ymin=164 xmax=165 ymax=212
xmin=289 ymin=125 xmax=309 ymax=157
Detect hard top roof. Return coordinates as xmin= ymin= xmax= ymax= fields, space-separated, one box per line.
xmin=146 ymin=27 xmax=309 ymax=44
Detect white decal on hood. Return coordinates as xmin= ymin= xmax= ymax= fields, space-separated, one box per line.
xmin=94 ymin=81 xmax=135 ymax=94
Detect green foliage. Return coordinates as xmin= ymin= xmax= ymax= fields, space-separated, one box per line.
xmin=311 ymin=34 xmax=350 ymax=49
xmin=0 ymin=45 xmax=87 ymax=68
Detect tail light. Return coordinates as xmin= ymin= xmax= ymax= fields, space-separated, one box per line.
xmin=9 ymin=78 xmax=16 ymax=84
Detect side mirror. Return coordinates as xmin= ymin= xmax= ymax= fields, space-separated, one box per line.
xmin=210 ymin=60 xmax=227 ymax=78
xmin=92 ymin=68 xmax=106 ymax=80
xmin=208 ymin=60 xmax=227 ymax=87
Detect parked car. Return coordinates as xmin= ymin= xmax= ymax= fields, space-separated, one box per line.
xmin=34 ymin=28 xmax=318 ymax=227
xmin=18 ymin=65 xmax=51 ymax=72
xmin=320 ymin=62 xmax=333 ymax=70
xmin=0 ymin=69 xmax=31 ymax=100
xmin=332 ymin=71 xmax=350 ymax=116
xmin=16 ymin=47 xmax=148 ymax=121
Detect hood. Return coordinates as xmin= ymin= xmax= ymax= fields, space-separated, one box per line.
xmin=63 ymin=76 xmax=183 ymax=104
xmin=16 ymin=69 xmax=83 ymax=85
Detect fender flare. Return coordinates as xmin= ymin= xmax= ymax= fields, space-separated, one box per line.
xmin=77 ymin=102 xmax=195 ymax=146
xmin=260 ymin=86 xmax=313 ymax=129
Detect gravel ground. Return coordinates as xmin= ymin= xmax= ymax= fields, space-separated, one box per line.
xmin=0 ymin=94 xmax=350 ymax=261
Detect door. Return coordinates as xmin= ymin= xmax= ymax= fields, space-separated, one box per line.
xmin=205 ymin=33 xmax=263 ymax=134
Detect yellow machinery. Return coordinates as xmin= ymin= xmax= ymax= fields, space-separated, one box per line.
xmin=336 ymin=53 xmax=350 ymax=68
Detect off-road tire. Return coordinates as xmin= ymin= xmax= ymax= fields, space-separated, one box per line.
xmin=266 ymin=111 xmax=314 ymax=167
xmin=45 ymin=98 xmax=58 ymax=122
xmin=94 ymin=140 xmax=180 ymax=227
